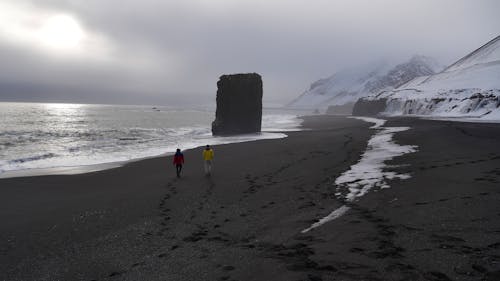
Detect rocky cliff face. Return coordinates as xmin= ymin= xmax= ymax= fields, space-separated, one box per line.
xmin=325 ymin=102 xmax=355 ymax=115
xmin=352 ymin=98 xmax=388 ymax=116
xmin=212 ymin=73 xmax=263 ymax=136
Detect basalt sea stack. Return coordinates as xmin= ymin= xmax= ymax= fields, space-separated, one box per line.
xmin=212 ymin=73 xmax=263 ymax=135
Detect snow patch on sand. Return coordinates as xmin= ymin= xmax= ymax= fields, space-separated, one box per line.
xmin=302 ymin=117 xmax=417 ymax=233
xmin=301 ymin=205 xmax=350 ymax=233
xmin=350 ymin=116 xmax=386 ymax=129
xmin=338 ymin=124 xmax=416 ymax=201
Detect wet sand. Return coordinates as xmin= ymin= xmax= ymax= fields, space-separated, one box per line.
xmin=1 ymin=116 xmax=499 ymax=281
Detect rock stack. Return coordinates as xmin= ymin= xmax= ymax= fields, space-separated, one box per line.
xmin=212 ymin=73 xmax=263 ymax=135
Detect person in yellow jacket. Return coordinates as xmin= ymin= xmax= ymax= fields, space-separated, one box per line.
xmin=202 ymin=145 xmax=214 ymax=176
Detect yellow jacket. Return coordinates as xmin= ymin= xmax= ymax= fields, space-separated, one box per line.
xmin=203 ymin=148 xmax=214 ymax=160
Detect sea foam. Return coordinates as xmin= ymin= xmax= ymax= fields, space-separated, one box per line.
xmin=0 ymin=103 xmax=303 ymax=178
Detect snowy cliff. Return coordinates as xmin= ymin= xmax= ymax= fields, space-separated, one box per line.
xmin=355 ymin=35 xmax=500 ymax=121
xmin=287 ymin=56 xmax=441 ymax=112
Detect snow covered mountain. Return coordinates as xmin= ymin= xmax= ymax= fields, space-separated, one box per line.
xmin=355 ymin=35 xmax=500 ymax=121
xmin=287 ymin=56 xmax=441 ymax=111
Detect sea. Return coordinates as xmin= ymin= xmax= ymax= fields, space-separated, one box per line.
xmin=0 ymin=102 xmax=305 ymax=178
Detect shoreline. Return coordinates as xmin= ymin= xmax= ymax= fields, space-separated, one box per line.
xmin=2 ymin=113 xmax=498 ymax=180
xmin=0 ymin=130 xmax=294 ymax=179
xmin=0 ymin=161 xmax=125 ymax=179
xmin=2 ymin=115 xmax=500 ymax=280
xmin=0 ymin=102 xmax=305 ymax=180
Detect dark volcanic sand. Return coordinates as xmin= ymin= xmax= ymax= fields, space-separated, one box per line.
xmin=1 ymin=116 xmax=499 ymax=281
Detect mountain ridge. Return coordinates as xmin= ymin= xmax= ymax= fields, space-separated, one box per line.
xmin=287 ymin=55 xmax=441 ymax=111
xmin=354 ymin=35 xmax=500 ymax=121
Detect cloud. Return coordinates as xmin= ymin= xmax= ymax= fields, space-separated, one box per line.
xmin=0 ymin=2 xmax=113 ymax=59
xmin=0 ymin=0 xmax=499 ymax=105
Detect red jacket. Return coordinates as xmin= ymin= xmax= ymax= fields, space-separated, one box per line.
xmin=173 ymin=153 xmax=184 ymax=165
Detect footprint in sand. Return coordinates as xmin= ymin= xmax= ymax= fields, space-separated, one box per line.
xmin=222 ymin=265 xmax=235 ymax=271
xmin=424 ymin=271 xmax=452 ymax=281
xmin=415 ymin=202 xmax=429 ymax=205
xmin=350 ymin=247 xmax=365 ymax=253
xmin=131 ymin=261 xmax=145 ymax=268
xmin=108 ymin=271 xmax=125 ymax=277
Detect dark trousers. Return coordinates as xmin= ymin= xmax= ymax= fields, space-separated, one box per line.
xmin=176 ymin=164 xmax=182 ymax=177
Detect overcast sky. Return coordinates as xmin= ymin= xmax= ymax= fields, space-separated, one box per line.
xmin=0 ymin=0 xmax=498 ymax=106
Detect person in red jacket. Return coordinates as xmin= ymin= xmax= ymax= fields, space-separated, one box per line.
xmin=172 ymin=148 xmax=184 ymax=178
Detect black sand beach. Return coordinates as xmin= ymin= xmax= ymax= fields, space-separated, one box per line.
xmin=1 ymin=116 xmax=500 ymax=281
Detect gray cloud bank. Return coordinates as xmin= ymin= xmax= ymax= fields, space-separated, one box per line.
xmin=0 ymin=0 xmax=499 ymax=106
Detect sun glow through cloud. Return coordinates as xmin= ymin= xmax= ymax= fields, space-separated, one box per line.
xmin=38 ymin=15 xmax=85 ymax=50
xmin=0 ymin=2 xmax=111 ymax=58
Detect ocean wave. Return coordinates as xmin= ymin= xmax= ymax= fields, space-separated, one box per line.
xmin=8 ymin=153 xmax=58 ymax=164
xmin=0 ymin=141 xmax=16 ymax=148
xmin=0 ymin=104 xmax=303 ymax=177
